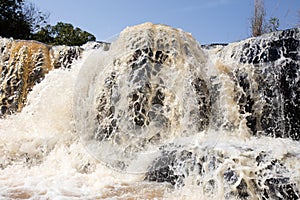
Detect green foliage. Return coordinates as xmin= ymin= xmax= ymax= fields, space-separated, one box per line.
xmin=0 ymin=0 xmax=31 ymax=39
xmin=266 ymin=17 xmax=279 ymax=33
xmin=33 ymin=22 xmax=96 ymax=46
xmin=0 ymin=0 xmax=96 ymax=46
xmin=31 ymin=24 xmax=53 ymax=43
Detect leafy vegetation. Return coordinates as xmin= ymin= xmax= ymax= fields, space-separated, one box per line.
xmin=266 ymin=17 xmax=279 ymax=32
xmin=32 ymin=22 xmax=96 ymax=46
xmin=251 ymin=0 xmax=280 ymax=37
xmin=0 ymin=0 xmax=96 ymax=46
xmin=1 ymin=0 xmax=33 ymax=39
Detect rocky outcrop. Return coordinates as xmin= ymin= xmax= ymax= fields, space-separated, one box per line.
xmin=0 ymin=38 xmax=109 ymax=116
xmin=145 ymin=146 xmax=300 ymax=199
xmin=220 ymin=28 xmax=300 ymax=140
xmin=143 ymin=27 xmax=300 ymax=199
xmin=74 ymin=23 xmax=211 ymax=173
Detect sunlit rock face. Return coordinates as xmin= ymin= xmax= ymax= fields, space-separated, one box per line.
xmin=0 ymin=38 xmax=109 ymax=116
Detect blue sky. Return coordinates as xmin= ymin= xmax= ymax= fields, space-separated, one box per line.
xmin=29 ymin=0 xmax=300 ymax=44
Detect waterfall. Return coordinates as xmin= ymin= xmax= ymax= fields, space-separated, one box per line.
xmin=0 ymin=23 xmax=299 ymax=199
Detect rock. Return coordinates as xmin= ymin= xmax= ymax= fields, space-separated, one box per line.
xmin=75 ymin=23 xmax=211 ymax=173
xmin=219 ymin=28 xmax=300 ymax=140
xmin=140 ymin=26 xmax=300 ymax=199
xmin=81 ymin=41 xmax=110 ymax=51
xmin=145 ymin=147 xmax=300 ymax=199
xmin=0 ymin=38 xmax=110 ymax=117
xmin=0 ymin=39 xmax=54 ymax=116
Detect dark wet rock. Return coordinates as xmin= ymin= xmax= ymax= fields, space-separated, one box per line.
xmin=93 ymin=25 xmax=211 ymax=148
xmin=146 ymin=147 xmax=300 ymax=199
xmin=51 ymin=45 xmax=82 ymax=69
xmin=145 ymin=148 xmax=195 ymax=186
xmin=234 ymin=29 xmax=299 ymax=64
xmin=201 ymin=43 xmax=228 ymax=50
xmin=228 ymin=28 xmax=300 ymax=140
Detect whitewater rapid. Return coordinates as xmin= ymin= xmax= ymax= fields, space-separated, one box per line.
xmin=0 ymin=23 xmax=299 ymax=199
xmin=0 ymin=49 xmax=148 ymax=199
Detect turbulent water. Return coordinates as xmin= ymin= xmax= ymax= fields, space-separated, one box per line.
xmin=0 ymin=23 xmax=300 ymax=199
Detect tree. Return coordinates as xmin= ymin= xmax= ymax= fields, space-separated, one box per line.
xmin=0 ymin=0 xmax=31 ymax=39
xmin=0 ymin=0 xmax=48 ymax=39
xmin=51 ymin=22 xmax=96 ymax=46
xmin=0 ymin=1 xmax=96 ymax=46
xmin=33 ymin=22 xmax=96 ymax=46
xmin=31 ymin=24 xmax=53 ymax=43
xmin=296 ymin=10 xmax=300 ymax=28
xmin=251 ymin=0 xmax=280 ymax=37
xmin=22 ymin=2 xmax=49 ymax=34
xmin=252 ymin=0 xmax=265 ymax=37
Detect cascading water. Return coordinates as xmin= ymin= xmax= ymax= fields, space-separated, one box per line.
xmin=74 ymin=23 xmax=210 ymax=173
xmin=0 ymin=23 xmax=299 ymax=199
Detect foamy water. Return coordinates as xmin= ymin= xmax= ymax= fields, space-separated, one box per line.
xmin=0 ymin=23 xmax=299 ymax=199
xmin=0 ymin=50 xmax=152 ymax=199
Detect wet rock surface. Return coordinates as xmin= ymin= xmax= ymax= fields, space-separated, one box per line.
xmin=0 ymin=38 xmax=109 ymax=117
xmin=143 ymin=27 xmax=300 ymax=199
xmin=145 ymin=146 xmax=300 ymax=199
xmin=229 ymin=29 xmax=300 ymax=140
